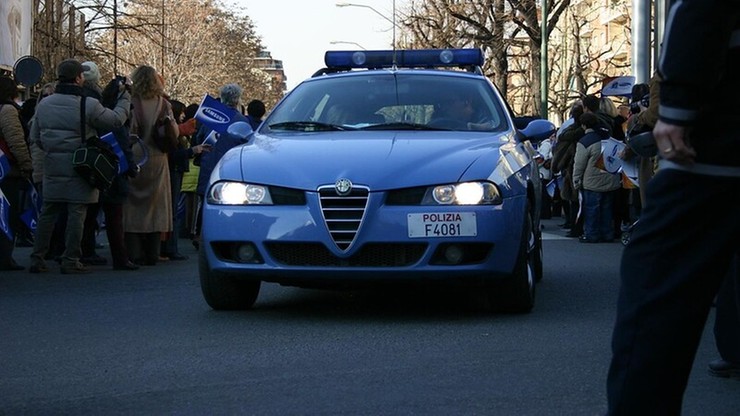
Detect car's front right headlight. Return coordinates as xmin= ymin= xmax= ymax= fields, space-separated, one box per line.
xmin=208 ymin=181 xmax=273 ymax=205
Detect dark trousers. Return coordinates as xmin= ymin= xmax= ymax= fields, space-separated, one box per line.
xmin=124 ymin=231 xmax=161 ymax=265
xmin=607 ymin=170 xmax=740 ymax=415
xmin=81 ymin=202 xmax=129 ymax=267
xmin=714 ymin=255 xmax=740 ymax=364
xmin=81 ymin=203 xmax=101 ymax=257
xmin=612 ymin=187 xmax=631 ymax=234
xmin=31 ymin=201 xmax=88 ymax=268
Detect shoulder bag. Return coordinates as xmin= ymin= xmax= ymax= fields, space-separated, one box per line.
xmin=132 ymin=96 xmax=178 ymax=153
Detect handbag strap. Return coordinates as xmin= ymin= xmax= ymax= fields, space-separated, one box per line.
xmin=79 ymin=95 xmax=87 ymax=144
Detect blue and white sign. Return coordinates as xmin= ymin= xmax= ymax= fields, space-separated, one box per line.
xmin=202 ymin=130 xmax=219 ymax=146
xmin=195 ymin=94 xmax=241 ymax=134
xmin=0 ymin=148 xmax=10 ymax=182
xmin=601 ymin=76 xmax=635 ymax=97
xmin=601 ymin=138 xmax=627 ymax=174
xmin=20 ymin=181 xmax=41 ymax=232
xmin=545 ymin=179 xmax=557 ymax=198
xmin=100 ymin=132 xmax=128 ymax=174
xmin=0 ymin=189 xmax=12 ymax=241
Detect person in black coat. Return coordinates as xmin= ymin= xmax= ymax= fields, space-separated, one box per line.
xmin=607 ymin=0 xmax=740 ymax=413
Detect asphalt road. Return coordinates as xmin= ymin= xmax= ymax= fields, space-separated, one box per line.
xmin=1 ymin=218 xmax=737 ymax=415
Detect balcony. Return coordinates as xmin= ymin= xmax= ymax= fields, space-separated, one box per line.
xmin=600 ymin=7 xmax=629 ymax=25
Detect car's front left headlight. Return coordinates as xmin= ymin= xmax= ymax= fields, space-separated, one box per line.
xmin=424 ymin=181 xmax=502 ymax=205
xmin=208 ymin=181 xmax=273 ymax=205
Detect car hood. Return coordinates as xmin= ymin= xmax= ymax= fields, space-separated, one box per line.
xmin=231 ymin=131 xmax=514 ymax=191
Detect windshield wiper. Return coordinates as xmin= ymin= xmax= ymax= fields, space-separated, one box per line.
xmin=268 ymin=121 xmax=354 ymax=131
xmin=358 ymin=122 xmax=448 ymax=131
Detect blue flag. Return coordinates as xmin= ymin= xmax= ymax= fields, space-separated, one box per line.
xmin=20 ymin=181 xmax=41 ymax=232
xmin=0 ymin=189 xmax=12 ymax=241
xmin=202 ymin=130 xmax=219 ymax=146
xmin=195 ymin=94 xmax=242 ymax=134
xmin=100 ymin=132 xmax=129 ymax=174
xmin=546 ymin=179 xmax=557 ymax=198
xmin=0 ymin=148 xmax=10 ymax=183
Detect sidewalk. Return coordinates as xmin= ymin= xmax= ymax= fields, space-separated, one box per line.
xmin=6 ymin=234 xmax=198 ymax=274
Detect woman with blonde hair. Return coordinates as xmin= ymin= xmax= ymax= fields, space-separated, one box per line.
xmin=123 ymin=65 xmax=179 ymax=265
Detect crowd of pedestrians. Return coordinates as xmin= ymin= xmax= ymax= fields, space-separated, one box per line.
xmin=0 ymin=58 xmax=265 ymax=273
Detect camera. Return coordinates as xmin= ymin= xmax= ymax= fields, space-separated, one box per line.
xmin=115 ymin=75 xmax=131 ymax=91
xmin=629 ymin=96 xmax=649 ymax=115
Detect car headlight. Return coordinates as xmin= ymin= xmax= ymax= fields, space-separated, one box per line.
xmin=208 ymin=181 xmax=273 ymax=205
xmin=425 ymin=182 xmax=502 ymax=205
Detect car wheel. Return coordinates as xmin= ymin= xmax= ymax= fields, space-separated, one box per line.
xmin=491 ymin=212 xmax=536 ymax=313
xmin=199 ymin=249 xmax=261 ymax=310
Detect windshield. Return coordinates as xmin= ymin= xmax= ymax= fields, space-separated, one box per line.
xmin=262 ymin=73 xmax=511 ymax=133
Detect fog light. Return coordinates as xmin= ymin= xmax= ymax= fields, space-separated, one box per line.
xmin=444 ymin=244 xmax=464 ymax=264
xmin=236 ymin=243 xmax=258 ymax=263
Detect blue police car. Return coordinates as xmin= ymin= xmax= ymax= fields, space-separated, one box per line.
xmin=199 ymin=48 xmax=554 ymax=313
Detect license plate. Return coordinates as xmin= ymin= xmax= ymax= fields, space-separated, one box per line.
xmin=407 ymin=212 xmax=477 ymax=238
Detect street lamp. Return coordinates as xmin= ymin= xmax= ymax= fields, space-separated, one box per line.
xmin=336 ymin=1 xmax=399 ymax=48
xmin=336 ymin=2 xmax=399 ymax=28
xmin=330 ymin=41 xmax=367 ymax=50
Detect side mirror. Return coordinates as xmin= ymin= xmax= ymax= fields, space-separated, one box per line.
xmin=519 ymin=119 xmax=556 ymax=143
xmin=226 ymin=121 xmax=253 ymax=141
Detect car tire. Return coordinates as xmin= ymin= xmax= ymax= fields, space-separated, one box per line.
xmin=199 ymin=249 xmax=261 ymax=310
xmin=491 ymin=211 xmax=536 ymax=313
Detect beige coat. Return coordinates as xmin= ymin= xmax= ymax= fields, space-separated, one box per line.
xmin=0 ymin=103 xmax=32 ymax=178
xmin=123 ymin=97 xmax=177 ymax=233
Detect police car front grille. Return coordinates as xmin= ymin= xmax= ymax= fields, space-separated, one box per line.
xmin=319 ymin=187 xmax=369 ymax=251
xmin=264 ymin=242 xmax=427 ymax=267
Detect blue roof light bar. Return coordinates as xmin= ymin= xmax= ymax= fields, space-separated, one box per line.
xmin=324 ymin=49 xmax=484 ymax=70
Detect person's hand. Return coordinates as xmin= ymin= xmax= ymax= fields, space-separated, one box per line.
xmin=192 ymin=144 xmax=212 ymax=155
xmin=126 ymin=164 xmax=140 ymax=178
xmin=618 ymin=105 xmax=630 ymax=119
xmin=653 ymin=120 xmax=696 ymax=165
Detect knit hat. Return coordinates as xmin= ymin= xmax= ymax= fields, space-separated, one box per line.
xmin=56 ymin=59 xmax=90 ymax=82
xmin=82 ymin=61 xmax=100 ymax=83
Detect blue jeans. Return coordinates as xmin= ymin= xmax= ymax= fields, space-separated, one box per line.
xmin=582 ymin=189 xmax=615 ymax=241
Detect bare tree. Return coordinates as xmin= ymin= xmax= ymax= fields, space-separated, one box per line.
xmin=72 ymin=0 xmax=284 ymax=107
xmin=401 ymin=0 xmax=572 ymax=117
xmin=401 ymin=0 xmax=510 ymax=96
xmin=547 ymin=1 xmax=632 ymax=123
xmin=399 ymin=0 xmax=642 ymax=120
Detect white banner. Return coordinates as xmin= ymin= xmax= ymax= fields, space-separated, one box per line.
xmin=601 ymin=76 xmax=635 ymax=97
xmin=0 ymin=0 xmax=33 ymax=69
